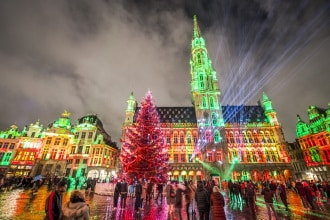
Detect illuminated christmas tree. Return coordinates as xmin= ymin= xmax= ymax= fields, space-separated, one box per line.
xmin=120 ymin=91 xmax=169 ymax=181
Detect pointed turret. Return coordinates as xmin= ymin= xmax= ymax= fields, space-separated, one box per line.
xmin=124 ymin=92 xmax=137 ymax=126
xmin=261 ymin=92 xmax=279 ymax=125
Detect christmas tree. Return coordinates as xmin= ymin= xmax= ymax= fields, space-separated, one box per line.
xmin=120 ymin=91 xmax=170 ymax=182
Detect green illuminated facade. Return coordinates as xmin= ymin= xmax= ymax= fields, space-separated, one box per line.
xmin=122 ymin=16 xmax=292 ymax=183
xmin=0 ymin=111 xmax=118 ymax=180
xmin=296 ymin=103 xmax=330 ymax=181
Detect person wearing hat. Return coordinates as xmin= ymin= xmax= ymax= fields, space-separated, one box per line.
xmin=61 ymin=190 xmax=90 ymax=220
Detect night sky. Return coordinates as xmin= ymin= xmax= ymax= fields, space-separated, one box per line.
xmin=0 ymin=0 xmax=329 ymax=143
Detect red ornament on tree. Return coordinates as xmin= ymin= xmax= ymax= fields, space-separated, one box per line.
xmin=120 ymin=91 xmax=170 ymax=182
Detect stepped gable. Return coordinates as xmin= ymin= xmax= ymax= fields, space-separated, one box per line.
xmin=222 ymin=105 xmax=266 ymax=123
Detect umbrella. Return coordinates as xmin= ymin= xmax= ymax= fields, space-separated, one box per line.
xmin=33 ymin=175 xmax=43 ymax=181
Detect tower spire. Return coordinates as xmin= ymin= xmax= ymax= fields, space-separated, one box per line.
xmin=193 ymin=15 xmax=201 ymax=39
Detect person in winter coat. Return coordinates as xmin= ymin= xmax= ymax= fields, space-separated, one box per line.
xmin=113 ymin=180 xmax=121 ymax=210
xmin=261 ymin=187 xmax=278 ymax=220
xmin=210 ymin=186 xmax=226 ymax=220
xmin=278 ymin=182 xmax=288 ymax=210
xmin=184 ymin=181 xmax=194 ymax=220
xmin=166 ymin=181 xmax=176 ymax=220
xmin=195 ymin=180 xmax=210 ymax=220
xmin=174 ymin=183 xmax=186 ymax=220
xmin=61 ymin=190 xmax=89 ymax=220
xmin=45 ymin=180 xmax=67 ymax=220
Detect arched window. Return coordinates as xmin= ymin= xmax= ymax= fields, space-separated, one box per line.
xmin=187 ymin=133 xmax=192 ymax=144
xmin=214 ymin=131 xmax=220 ymax=143
xmin=173 ymin=133 xmax=178 ymax=144
xmin=265 ymin=131 xmax=271 ymax=143
xmin=205 ymin=131 xmax=212 ymax=142
xmin=235 ymin=132 xmax=241 ymax=143
xmin=193 ymin=133 xmax=198 ymax=144
xmin=247 ymin=132 xmax=253 ymax=143
xmin=180 ymin=133 xmax=184 ymax=144
xmin=253 ymin=131 xmax=259 ymax=143
xmin=212 ymin=113 xmax=217 ymax=125
xmin=202 ymin=96 xmax=207 ymax=108
xmin=209 ymin=97 xmax=214 ymax=109
xmin=229 ymin=132 xmax=235 ymax=143
xmin=243 ymin=132 xmax=248 ymax=143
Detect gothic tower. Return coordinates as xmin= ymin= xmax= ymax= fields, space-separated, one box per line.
xmin=190 ymin=15 xmax=224 ymax=149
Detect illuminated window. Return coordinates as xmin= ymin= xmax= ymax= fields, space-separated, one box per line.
xmin=202 ymin=97 xmax=207 ymax=108
xmin=180 ymin=154 xmax=185 ymax=162
xmin=174 ymin=134 xmax=178 ymax=144
xmin=214 ymin=131 xmax=220 ymax=143
xmin=88 ymin=132 xmax=93 ymax=139
xmin=46 ymin=138 xmax=52 ymax=145
xmin=193 ymin=134 xmax=198 ymax=144
xmin=210 ymin=97 xmax=214 ymax=109
xmin=174 ymin=154 xmax=178 ymax=162
xmin=187 ymin=134 xmax=192 ymax=144
xmin=9 ymin=143 xmax=15 ymax=149
xmin=212 ymin=113 xmax=217 ymax=125
xmin=78 ymin=146 xmax=83 ymax=154
xmin=54 ymin=138 xmax=61 ymax=146
xmin=180 ymin=133 xmax=184 ymax=144
xmin=63 ymin=138 xmax=68 ymax=146
xmin=166 ymin=135 xmax=171 ymax=144
xmin=71 ymin=146 xmax=76 ymax=154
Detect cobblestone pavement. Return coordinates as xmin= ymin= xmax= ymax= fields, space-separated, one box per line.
xmin=0 ymin=184 xmax=330 ymax=220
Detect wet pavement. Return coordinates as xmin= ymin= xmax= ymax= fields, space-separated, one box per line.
xmin=1 ymin=184 xmax=330 ymax=220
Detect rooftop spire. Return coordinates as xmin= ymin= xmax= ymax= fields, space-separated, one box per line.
xmin=193 ymin=15 xmax=201 ymax=39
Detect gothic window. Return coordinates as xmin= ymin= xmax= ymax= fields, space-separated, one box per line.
xmin=212 ymin=113 xmax=217 ymax=125
xmin=214 ymin=131 xmax=220 ymax=143
xmin=265 ymin=150 xmax=270 ymax=162
xmin=243 ymin=132 xmax=248 ymax=143
xmin=180 ymin=133 xmax=184 ymax=144
xmin=247 ymin=151 xmax=251 ymax=162
xmin=187 ymin=133 xmax=192 ymax=144
xmin=235 ymin=132 xmax=240 ymax=143
xmin=174 ymin=133 xmax=178 ymax=144
xmin=202 ymin=96 xmax=207 ymax=108
xmin=247 ymin=132 xmax=253 ymax=143
xmin=265 ymin=131 xmax=271 ymax=143
xmin=253 ymin=131 xmax=259 ymax=143
xmin=206 ymin=132 xmax=212 ymax=142
xmin=180 ymin=154 xmax=186 ymax=162
xmin=260 ymin=131 xmax=266 ymax=143
xmin=197 ymin=53 xmax=201 ymax=65
xmin=193 ymin=133 xmax=198 ymax=144
xmin=210 ymin=97 xmax=214 ymax=109
xmin=252 ymin=150 xmax=257 ymax=162
xmin=229 ymin=132 xmax=235 ymax=143
xmin=166 ymin=135 xmax=171 ymax=145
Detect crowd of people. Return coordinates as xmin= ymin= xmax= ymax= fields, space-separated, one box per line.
xmin=110 ymin=178 xmax=226 ymax=220
xmin=2 ymin=174 xmax=330 ymax=220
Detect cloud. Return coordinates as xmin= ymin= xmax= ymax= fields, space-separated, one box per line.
xmin=0 ymin=0 xmax=329 ymax=143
